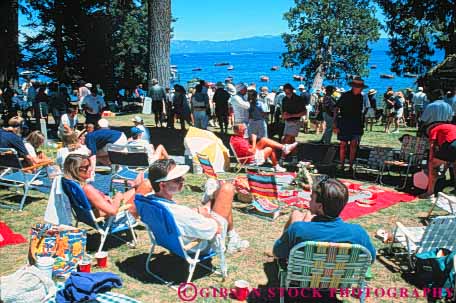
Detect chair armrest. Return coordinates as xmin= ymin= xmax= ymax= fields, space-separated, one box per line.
xmin=22 ymin=160 xmax=54 ymax=172
xmin=183 ymin=240 xmax=203 ymax=251
xmin=118 ymin=204 xmax=132 ymax=213
xmin=94 ymin=216 xmax=106 ymax=223
xmin=395 ymin=222 xmax=420 ymax=243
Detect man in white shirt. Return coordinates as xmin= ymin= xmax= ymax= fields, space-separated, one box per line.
xmin=227 ymin=83 xmax=250 ymax=125
xmin=81 ymin=88 xmax=106 ymax=125
xmin=145 ymin=159 xmax=249 ymax=254
xmin=412 ymin=87 xmax=428 ymax=122
xmin=274 ymin=86 xmax=286 ymax=123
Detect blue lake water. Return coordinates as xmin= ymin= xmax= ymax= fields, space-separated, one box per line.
xmin=171 ymin=49 xmax=444 ymax=93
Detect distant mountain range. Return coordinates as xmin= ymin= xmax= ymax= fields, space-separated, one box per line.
xmin=171 ymin=35 xmax=390 ymax=54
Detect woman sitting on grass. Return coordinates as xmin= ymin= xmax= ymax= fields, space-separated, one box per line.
xmin=62 ymin=154 xmax=147 ymax=218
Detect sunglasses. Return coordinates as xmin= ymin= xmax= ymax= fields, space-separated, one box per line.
xmin=79 ymin=164 xmax=91 ymax=172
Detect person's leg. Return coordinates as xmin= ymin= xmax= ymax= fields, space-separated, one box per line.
xmin=262 ymin=147 xmax=277 ymax=166
xmin=339 ymin=141 xmax=347 ymax=166
xmin=256 ymin=137 xmax=284 ymax=150
xmin=422 ymin=158 xmax=447 ymax=196
xmin=211 ymin=182 xmax=235 ymax=231
xmin=153 ymin=110 xmax=159 ymax=126
xmin=349 ymin=139 xmax=359 ymax=169
xmin=321 ymin=112 xmax=333 ymax=144
xmin=223 ymin=114 xmax=229 ymax=133
xmin=154 ymin=144 xmax=169 ymax=159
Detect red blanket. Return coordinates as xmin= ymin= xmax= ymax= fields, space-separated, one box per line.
xmin=0 ymin=222 xmax=27 ymax=247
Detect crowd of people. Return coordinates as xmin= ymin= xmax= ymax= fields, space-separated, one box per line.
xmin=1 ymin=75 xmax=456 ymax=293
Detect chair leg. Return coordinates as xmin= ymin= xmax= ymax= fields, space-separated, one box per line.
xmin=186 ymin=249 xmax=201 ymax=284
xmin=279 ymin=269 xmax=286 ymax=303
xmin=19 ymin=185 xmax=30 ymax=211
xmin=98 ymin=231 xmax=109 ymax=253
xmin=379 ymin=164 xmax=386 ymax=185
xmin=359 ymin=283 xmax=367 ymax=303
xmin=388 ymin=226 xmax=398 ymax=254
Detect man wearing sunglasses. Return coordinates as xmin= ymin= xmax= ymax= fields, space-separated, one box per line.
xmin=273 ymin=176 xmax=375 ymax=261
xmin=146 ymin=159 xmax=249 ymax=254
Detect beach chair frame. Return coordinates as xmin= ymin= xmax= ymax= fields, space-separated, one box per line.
xmin=389 ymin=215 xmax=456 ymax=269
xmin=0 ymin=148 xmax=50 ymax=210
xmin=426 ymin=192 xmax=456 ymax=218
xmin=135 ymin=194 xmax=227 ymax=289
xmin=279 ymin=241 xmax=372 ymax=303
xmin=353 ymin=147 xmax=394 ymax=183
xmin=61 ymin=178 xmax=138 ymax=253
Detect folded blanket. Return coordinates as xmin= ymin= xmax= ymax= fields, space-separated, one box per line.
xmin=56 ymin=272 xmax=122 ymax=303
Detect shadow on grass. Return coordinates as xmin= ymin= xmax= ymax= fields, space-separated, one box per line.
xmin=116 ymin=252 xmax=217 ymax=285
xmin=0 ymin=194 xmax=43 ymax=210
xmin=84 ymin=227 xmax=144 ymax=253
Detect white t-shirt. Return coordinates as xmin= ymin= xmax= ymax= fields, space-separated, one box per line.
xmin=136 ymin=125 xmax=150 ymax=143
xmin=24 ymin=142 xmax=36 ymax=158
xmin=56 ymin=145 xmax=91 ymax=167
xmin=156 ymin=198 xmax=218 ymax=252
xmin=60 ymin=114 xmax=78 ymax=130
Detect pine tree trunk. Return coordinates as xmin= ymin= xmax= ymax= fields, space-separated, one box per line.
xmin=0 ymin=0 xmax=19 ymax=88
xmin=147 ymin=0 xmax=171 ymax=89
xmin=312 ymin=64 xmax=324 ymax=90
xmin=54 ymin=0 xmax=66 ymax=82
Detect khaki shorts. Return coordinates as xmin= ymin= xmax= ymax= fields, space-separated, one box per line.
xmin=284 ymin=120 xmax=302 ymax=137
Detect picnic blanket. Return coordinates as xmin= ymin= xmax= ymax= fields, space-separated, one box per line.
xmin=0 ymin=221 xmax=26 ymax=247
xmin=234 ymin=173 xmax=416 ymax=220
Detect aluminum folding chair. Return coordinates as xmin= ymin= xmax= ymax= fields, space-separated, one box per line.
xmin=279 ymin=241 xmax=372 ymax=303
xmin=426 ymin=192 xmax=456 ymax=218
xmin=135 ymin=194 xmax=227 ymax=289
xmin=61 ymin=178 xmax=138 ymax=253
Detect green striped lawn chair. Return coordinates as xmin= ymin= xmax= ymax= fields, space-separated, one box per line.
xmin=279 ymin=241 xmax=372 ymax=303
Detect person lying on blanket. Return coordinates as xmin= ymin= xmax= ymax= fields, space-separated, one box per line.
xmin=273 ymin=176 xmax=376 ymax=261
xmin=145 ymin=159 xmax=249 ymax=254
xmin=229 ymin=123 xmax=297 ymax=172
xmin=62 ymin=154 xmax=149 ymax=218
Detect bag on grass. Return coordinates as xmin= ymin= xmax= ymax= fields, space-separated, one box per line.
xmin=28 ymin=224 xmax=87 ymax=278
xmin=415 ymin=248 xmax=456 ymax=297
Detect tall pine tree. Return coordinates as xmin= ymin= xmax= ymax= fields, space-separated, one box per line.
xmin=0 ymin=0 xmax=19 ymax=88
xmin=282 ymin=0 xmax=380 ymax=88
xmin=377 ymin=0 xmax=456 ymax=75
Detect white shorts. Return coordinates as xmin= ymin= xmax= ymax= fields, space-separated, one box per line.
xmin=254 ymin=149 xmax=265 ymax=165
xmin=190 ymin=211 xmax=228 ymax=255
xmin=394 ymin=108 xmax=403 ymax=119
xmin=365 ymin=108 xmax=376 ymax=118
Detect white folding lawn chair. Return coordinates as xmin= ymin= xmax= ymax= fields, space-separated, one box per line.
xmin=0 ymin=148 xmax=51 ymax=210
xmin=426 ymin=192 xmax=456 ymax=218
xmin=389 ymin=215 xmax=456 ymax=269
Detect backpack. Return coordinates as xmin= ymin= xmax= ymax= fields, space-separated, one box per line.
xmin=415 ymin=248 xmax=456 ymax=298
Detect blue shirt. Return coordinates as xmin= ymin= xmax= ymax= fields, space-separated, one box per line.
xmin=0 ymin=129 xmax=29 ymax=158
xmin=420 ymin=99 xmax=453 ymax=125
xmin=249 ymin=100 xmax=267 ymax=120
xmin=85 ymin=129 xmax=123 ymax=155
xmin=273 ymin=217 xmax=376 ymax=261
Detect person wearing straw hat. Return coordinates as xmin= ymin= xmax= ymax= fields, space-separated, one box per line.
xmin=364 ymin=89 xmax=378 ymax=132
xmin=333 ymin=76 xmax=368 ymax=171
xmin=146 ymin=159 xmax=249 ymax=254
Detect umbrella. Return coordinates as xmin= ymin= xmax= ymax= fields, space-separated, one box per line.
xmin=184 ymin=127 xmax=230 ymax=172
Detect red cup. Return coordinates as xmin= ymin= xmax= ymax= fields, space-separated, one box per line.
xmin=95 ymin=251 xmax=108 ymax=268
xmin=78 ymin=260 xmax=91 ymax=272
xmin=233 ymin=280 xmax=250 ymax=301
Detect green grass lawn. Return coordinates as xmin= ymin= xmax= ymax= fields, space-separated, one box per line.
xmin=0 ymin=115 xmax=452 ymax=302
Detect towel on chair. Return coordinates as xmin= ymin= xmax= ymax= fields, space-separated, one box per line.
xmin=56 ymin=272 xmax=122 ymax=303
xmin=44 ymin=176 xmax=73 ymax=226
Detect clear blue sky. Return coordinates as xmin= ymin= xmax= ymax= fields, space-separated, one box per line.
xmin=19 ymin=0 xmax=386 ymax=41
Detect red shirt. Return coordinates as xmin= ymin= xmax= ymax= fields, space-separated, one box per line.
xmin=429 ymin=124 xmax=456 ymax=146
xmin=230 ymin=135 xmax=254 ymax=164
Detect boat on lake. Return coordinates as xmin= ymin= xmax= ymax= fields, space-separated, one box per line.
xmin=404 ymin=72 xmax=418 ymax=78
xmin=260 ymin=75 xmax=269 ymax=82
xmin=215 ymin=62 xmax=230 ymax=66
xmin=380 ymin=74 xmax=394 ymax=79
xmin=227 ymin=65 xmax=234 ymax=71
xmin=293 ymin=75 xmax=304 ymax=81
xmin=271 ymin=66 xmax=280 ymax=71
xmin=192 ymin=67 xmax=202 ymax=71
xmin=371 ymin=65 xmax=377 ymax=69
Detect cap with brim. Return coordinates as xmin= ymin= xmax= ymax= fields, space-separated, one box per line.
xmin=130 ymin=126 xmax=143 ymax=136
xmin=132 ymin=116 xmax=143 ymax=123
xmin=226 ymin=84 xmax=237 ymax=95
xmin=85 ymin=83 xmax=93 ymax=88
xmin=298 ymin=84 xmax=305 ymax=89
xmin=368 ymin=89 xmax=377 ymax=95
xmin=98 ymin=118 xmax=109 ymax=128
xmin=154 ymin=165 xmax=190 ymax=182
